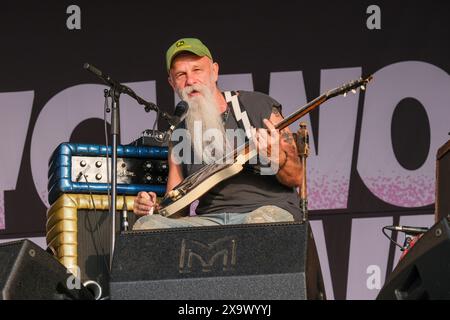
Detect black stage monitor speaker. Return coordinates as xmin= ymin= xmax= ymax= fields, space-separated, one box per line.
xmin=110 ymin=221 xmax=326 ymax=300
xmin=0 ymin=239 xmax=93 ymax=300
xmin=436 ymin=139 xmax=450 ymax=222
xmin=377 ymin=218 xmax=450 ymax=300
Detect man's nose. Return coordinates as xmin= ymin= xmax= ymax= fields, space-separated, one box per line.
xmin=185 ymin=73 xmax=197 ymax=86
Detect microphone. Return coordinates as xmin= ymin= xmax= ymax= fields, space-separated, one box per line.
xmin=385 ymin=225 xmax=429 ymax=235
xmin=168 ymin=101 xmax=189 ymax=131
xmin=164 ymin=101 xmax=189 ymax=141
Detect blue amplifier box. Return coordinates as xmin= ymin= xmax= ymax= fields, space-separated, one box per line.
xmin=48 ymin=143 xmax=169 ymax=205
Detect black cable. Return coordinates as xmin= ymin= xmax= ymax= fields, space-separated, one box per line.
xmin=152 ymin=108 xmax=165 ymax=143
xmin=83 ymin=174 xmax=110 ymax=278
xmin=83 ymin=174 xmax=97 ymax=214
xmin=152 ymin=108 xmax=159 ymax=133
xmin=382 ymin=226 xmax=405 ymax=251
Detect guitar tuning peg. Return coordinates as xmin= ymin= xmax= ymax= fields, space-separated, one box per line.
xmin=343 ymin=92 xmax=347 ymax=97
xmin=351 ymin=89 xmax=356 ymax=94
xmin=361 ymin=85 xmax=366 ymax=91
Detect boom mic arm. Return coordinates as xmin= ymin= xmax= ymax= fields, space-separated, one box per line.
xmin=385 ymin=225 xmax=429 ymax=235
xmin=83 ymin=63 xmax=173 ymax=122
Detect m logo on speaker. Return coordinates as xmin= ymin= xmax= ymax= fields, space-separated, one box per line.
xmin=179 ymin=237 xmax=237 ymax=273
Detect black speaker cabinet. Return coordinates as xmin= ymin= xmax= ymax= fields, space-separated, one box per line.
xmin=436 ymin=139 xmax=450 ymax=222
xmin=110 ymin=221 xmax=326 ymax=300
xmin=46 ymin=193 xmax=137 ymax=299
xmin=377 ymin=218 xmax=450 ymax=300
xmin=0 ymin=239 xmax=93 ymax=300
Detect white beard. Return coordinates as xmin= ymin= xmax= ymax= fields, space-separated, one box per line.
xmin=179 ymin=84 xmax=229 ymax=164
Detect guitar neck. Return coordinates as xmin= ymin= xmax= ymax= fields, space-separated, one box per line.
xmin=275 ymin=74 xmax=373 ymax=131
xmin=227 ymin=93 xmax=328 ymax=162
xmin=274 ymin=94 xmax=327 ymax=131
xmin=217 ymin=75 xmax=372 ymax=165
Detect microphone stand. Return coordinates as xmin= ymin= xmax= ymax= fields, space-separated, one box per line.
xmin=108 ymin=85 xmax=120 ymax=269
xmin=296 ymin=122 xmax=309 ymax=222
xmin=83 ymin=63 xmax=173 ymax=270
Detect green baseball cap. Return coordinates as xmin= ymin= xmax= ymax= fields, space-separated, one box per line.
xmin=166 ymin=38 xmax=213 ymax=72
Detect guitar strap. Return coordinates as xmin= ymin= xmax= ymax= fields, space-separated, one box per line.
xmin=223 ymin=91 xmax=254 ymax=140
xmin=223 ymin=91 xmax=263 ymax=173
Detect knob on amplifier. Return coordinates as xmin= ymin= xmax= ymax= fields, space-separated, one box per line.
xmin=143 ymin=161 xmax=153 ymax=170
xmin=158 ymin=162 xmax=168 ymax=172
xmin=143 ymin=174 xmax=154 ymax=183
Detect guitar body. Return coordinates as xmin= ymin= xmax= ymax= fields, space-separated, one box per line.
xmin=158 ymin=150 xmax=255 ymax=218
xmin=158 ymin=161 xmax=244 ymax=217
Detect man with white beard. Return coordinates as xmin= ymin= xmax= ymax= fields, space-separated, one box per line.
xmin=133 ymin=38 xmax=303 ymax=229
xmin=179 ymin=79 xmax=229 ymax=165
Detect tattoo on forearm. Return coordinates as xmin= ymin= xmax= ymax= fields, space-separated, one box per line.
xmin=282 ymin=132 xmax=294 ymax=144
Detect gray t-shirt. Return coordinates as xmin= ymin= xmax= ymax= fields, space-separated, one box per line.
xmin=174 ymin=90 xmax=302 ymax=221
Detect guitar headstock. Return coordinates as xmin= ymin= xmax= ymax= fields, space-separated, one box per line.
xmin=326 ymin=75 xmax=373 ymax=99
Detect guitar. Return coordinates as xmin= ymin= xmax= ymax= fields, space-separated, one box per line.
xmin=158 ymin=75 xmax=373 ymax=217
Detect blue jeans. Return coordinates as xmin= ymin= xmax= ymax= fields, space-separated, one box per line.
xmin=132 ymin=205 xmax=294 ymax=230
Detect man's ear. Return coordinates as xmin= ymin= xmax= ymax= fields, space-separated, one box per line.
xmin=212 ymin=62 xmax=219 ymax=82
xmin=168 ymin=74 xmax=175 ymax=90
